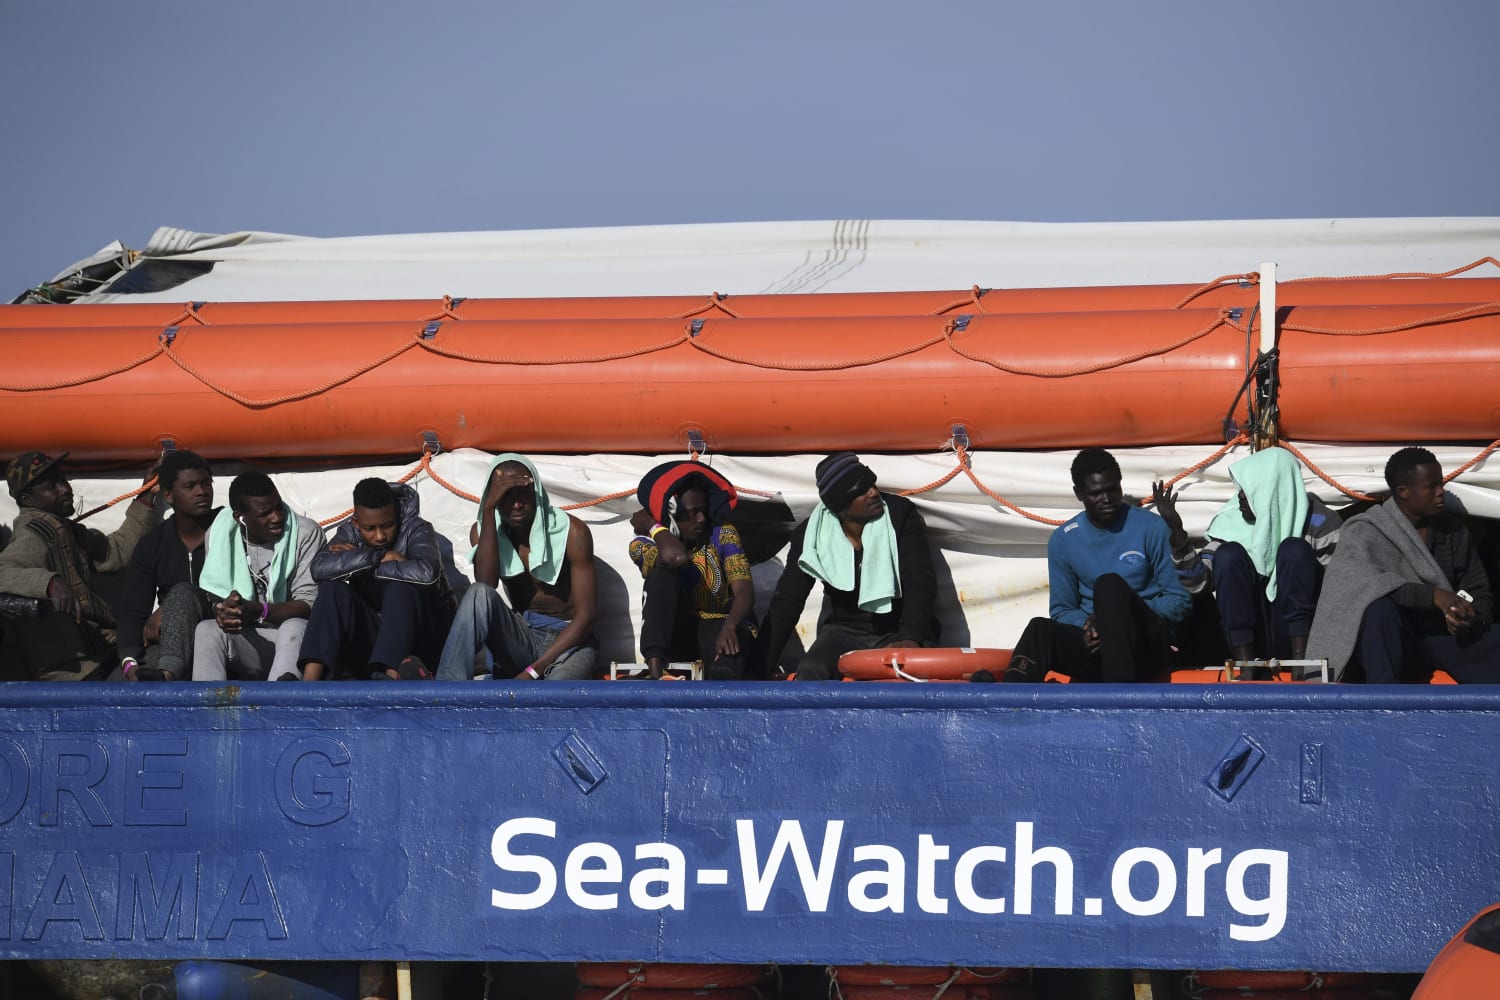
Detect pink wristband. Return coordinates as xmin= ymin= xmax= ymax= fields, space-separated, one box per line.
xmin=121 ymin=657 xmax=137 ymax=676
xmin=260 ymin=601 xmax=270 ymax=623
xmin=523 ymin=665 xmax=540 ymax=679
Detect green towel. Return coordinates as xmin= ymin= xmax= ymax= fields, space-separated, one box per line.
xmin=798 ymin=500 xmax=901 ymax=613
xmin=471 ymin=453 xmax=571 ymax=585
xmin=199 ymin=505 xmax=300 ymax=602
xmin=1205 ymin=447 xmax=1309 ymax=601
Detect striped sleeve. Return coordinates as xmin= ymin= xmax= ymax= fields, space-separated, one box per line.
xmin=1303 ymin=494 xmax=1342 ymax=566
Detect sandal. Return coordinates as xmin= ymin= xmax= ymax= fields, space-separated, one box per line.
xmin=397 ymin=656 xmax=433 ymax=681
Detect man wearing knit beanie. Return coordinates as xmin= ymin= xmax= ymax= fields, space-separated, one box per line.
xmin=760 ymin=452 xmax=939 ymax=679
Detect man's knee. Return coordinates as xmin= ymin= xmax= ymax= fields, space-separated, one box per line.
xmin=1275 ymin=537 xmax=1316 ymax=574
xmin=1092 ymin=572 xmax=1133 ymax=612
xmin=1212 ymin=541 xmax=1254 ymax=582
xmin=457 ymin=583 xmax=503 ymax=616
xmin=380 ymin=580 xmax=423 ymax=610
xmin=162 ymin=582 xmax=203 ymax=615
xmin=314 ymin=579 xmax=359 ymax=615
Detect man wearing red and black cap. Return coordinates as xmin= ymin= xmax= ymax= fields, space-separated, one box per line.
xmin=628 ymin=461 xmax=756 ymax=680
xmin=760 ymin=452 xmax=939 ymax=680
xmin=0 ymin=451 xmax=156 ymax=680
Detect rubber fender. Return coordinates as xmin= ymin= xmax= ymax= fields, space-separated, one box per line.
xmin=837 ymin=647 xmax=1012 ymax=681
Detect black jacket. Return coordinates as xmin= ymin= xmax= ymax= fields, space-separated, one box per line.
xmin=116 ymin=509 xmax=219 ymax=661
xmin=311 ymin=484 xmax=452 ymax=607
xmin=762 ymin=492 xmax=939 ymax=671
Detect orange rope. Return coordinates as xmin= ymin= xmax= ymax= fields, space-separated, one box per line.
xmin=673 ymin=295 xmax=740 ymax=320
xmin=418 ymin=451 xmax=481 ymax=504
xmin=417 ymin=331 xmax=691 ymax=366
xmin=945 ymin=311 xmax=1229 ymax=378
xmin=162 ymin=337 xmax=418 ymax=408
xmin=561 ymin=488 xmax=638 ymax=511
xmin=688 ymin=328 xmax=947 ymax=370
xmin=1277 ymin=301 xmax=1500 ymax=337
xmin=927 ymin=286 xmax=989 ymax=317
xmin=954 ymin=447 xmax=1066 ymax=526
xmin=0 ymin=346 xmax=165 ymax=391
xmin=1286 ymin=257 xmax=1500 ymax=283
xmin=317 ymin=458 xmax=428 ymax=527
xmin=1172 ymin=273 xmax=1259 ymax=309
xmin=896 ymin=460 xmax=966 ymax=497
xmin=1276 ymin=441 xmax=1380 ymax=502
xmin=1153 ymin=434 xmax=1249 ymax=494
xmin=73 ymin=478 xmax=156 ymax=522
xmin=1442 ymin=437 xmax=1500 ymax=482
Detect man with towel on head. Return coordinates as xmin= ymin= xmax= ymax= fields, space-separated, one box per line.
xmin=760 ymin=452 xmax=938 ymax=680
xmin=193 ymin=472 xmax=322 ymax=682
xmin=1308 ymin=447 xmax=1500 ymax=683
xmin=1156 ymin=446 xmax=1340 ymax=662
xmin=1004 ymin=448 xmax=1190 ymax=683
xmin=628 ymin=461 xmax=755 ymax=680
xmin=436 ymin=454 xmax=598 ymax=680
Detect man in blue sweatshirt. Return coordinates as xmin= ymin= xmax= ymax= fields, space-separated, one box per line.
xmin=1004 ymin=448 xmax=1191 ymax=683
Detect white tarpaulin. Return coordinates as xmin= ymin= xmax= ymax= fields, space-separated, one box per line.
xmin=79 ymin=217 xmax=1500 ymax=302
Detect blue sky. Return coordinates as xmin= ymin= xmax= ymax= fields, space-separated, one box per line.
xmin=2 ymin=1 xmax=1496 ymax=296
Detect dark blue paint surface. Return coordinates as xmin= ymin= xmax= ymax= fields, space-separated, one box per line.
xmin=0 ymin=683 xmax=1493 ymax=971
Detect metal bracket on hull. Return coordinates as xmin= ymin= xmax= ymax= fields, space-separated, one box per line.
xmin=686 ymin=429 xmax=706 ymax=457
xmin=420 ymin=431 xmax=441 ymax=455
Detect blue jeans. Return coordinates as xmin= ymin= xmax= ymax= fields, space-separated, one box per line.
xmin=436 ymin=584 xmax=596 ymax=680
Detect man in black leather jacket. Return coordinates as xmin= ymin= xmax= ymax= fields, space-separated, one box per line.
xmin=299 ymin=478 xmax=455 ymax=680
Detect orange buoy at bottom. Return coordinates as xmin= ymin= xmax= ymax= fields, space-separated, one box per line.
xmin=837 ymin=647 xmax=1012 ymax=682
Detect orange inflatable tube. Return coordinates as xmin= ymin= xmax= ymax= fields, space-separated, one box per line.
xmin=2 ymin=294 xmax=1496 ymax=461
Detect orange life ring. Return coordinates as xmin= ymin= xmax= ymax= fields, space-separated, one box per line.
xmin=837 ymin=647 xmax=1012 ymax=681
xmin=576 ymin=963 xmax=772 ymax=990
xmin=829 ymin=965 xmax=1026 ymax=986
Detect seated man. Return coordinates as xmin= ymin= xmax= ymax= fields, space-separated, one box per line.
xmin=299 ymin=478 xmax=455 ymax=680
xmin=192 ymin=473 xmax=321 ymax=682
xmin=1156 ymin=446 xmax=1340 ymax=662
xmin=761 ymin=452 xmax=938 ymax=680
xmin=436 ymin=454 xmax=597 ymax=681
xmin=0 ymin=451 xmax=156 ymax=681
xmin=117 ymin=450 xmax=219 ymax=681
xmin=1005 ymin=448 xmax=1190 ymax=683
xmin=1308 ymin=447 xmax=1499 ymax=683
xmin=628 ymin=461 xmax=755 ymax=680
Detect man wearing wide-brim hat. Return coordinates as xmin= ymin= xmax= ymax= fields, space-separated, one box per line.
xmin=0 ymin=451 xmax=156 ymax=680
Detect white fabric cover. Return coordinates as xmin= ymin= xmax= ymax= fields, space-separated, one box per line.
xmin=81 ymin=217 xmax=1500 ymax=302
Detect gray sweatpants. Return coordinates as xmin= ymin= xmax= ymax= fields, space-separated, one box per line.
xmin=193 ymin=618 xmax=308 ymax=682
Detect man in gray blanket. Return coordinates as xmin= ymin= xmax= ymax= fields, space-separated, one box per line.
xmin=1307 ymin=447 xmax=1499 ymax=683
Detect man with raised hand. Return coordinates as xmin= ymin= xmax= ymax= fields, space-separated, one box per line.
xmin=436 ymin=454 xmax=597 ymax=681
xmin=1309 ymin=447 xmax=1500 ymax=683
xmin=300 ymin=477 xmax=455 ymax=681
xmin=628 ymin=461 xmax=755 ymax=680
xmin=192 ymin=472 xmax=322 ymax=682
xmin=0 ymin=450 xmax=156 ymax=680
xmin=1155 ymin=446 xmax=1339 ymax=664
xmin=1004 ymin=448 xmax=1190 ymax=683
xmin=116 ymin=450 xmax=220 ymax=681
xmin=760 ymin=452 xmax=938 ymax=680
